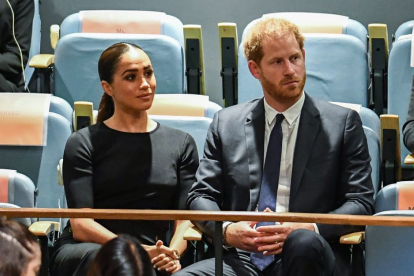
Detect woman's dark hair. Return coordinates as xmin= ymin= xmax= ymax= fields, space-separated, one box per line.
xmin=0 ymin=217 xmax=38 ymax=276
xmin=97 ymin=42 xmax=144 ymax=123
xmin=87 ymin=234 xmax=153 ymax=276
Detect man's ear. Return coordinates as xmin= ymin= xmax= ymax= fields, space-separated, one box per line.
xmin=101 ymin=81 xmax=113 ymax=96
xmin=302 ymin=48 xmax=306 ymax=61
xmin=248 ymin=60 xmax=261 ymax=80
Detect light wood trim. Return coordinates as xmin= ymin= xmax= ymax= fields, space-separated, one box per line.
xmin=381 ymin=114 xmax=402 ymax=181
xmin=29 ymin=54 xmax=54 ymax=68
xmin=368 ymin=24 xmax=389 ymax=65
xmin=50 ymin=24 xmax=60 ymax=50
xmin=28 ymin=221 xmax=60 ymax=237
xmin=2 ymin=208 xmax=414 ymax=227
xmin=218 ymin=23 xmax=238 ymax=68
xmin=74 ymin=101 xmax=94 ymax=131
xmin=184 ymin=225 xmax=203 ymax=241
xmin=184 ymin=24 xmax=206 ymax=95
xmin=405 ymin=154 xmax=414 ymax=164
xmin=340 ymin=231 xmax=365 ymax=244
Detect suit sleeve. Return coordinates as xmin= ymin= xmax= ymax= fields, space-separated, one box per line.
xmin=317 ymin=110 xmax=375 ymax=240
xmin=403 ymin=76 xmax=414 ymax=152
xmin=0 ymin=0 xmax=34 ymax=77
xmin=187 ymin=112 xmax=225 ymax=238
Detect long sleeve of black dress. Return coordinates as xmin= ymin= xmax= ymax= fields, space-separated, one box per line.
xmin=62 ymin=122 xmax=199 ymax=245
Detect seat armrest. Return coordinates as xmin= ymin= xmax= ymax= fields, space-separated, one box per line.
xmin=29 ymin=54 xmax=54 ymax=69
xmin=405 ymin=154 xmax=414 ymax=164
xmin=50 ymin=24 xmax=60 ymax=50
xmin=57 ymin=159 xmax=64 ymax=186
xmin=183 ymin=225 xmax=203 ymax=241
xmin=218 ymin=22 xmax=238 ymax=107
xmin=340 ymin=231 xmax=365 ymax=244
xmin=29 ymin=221 xmax=60 ymax=237
xmin=184 ymin=24 xmax=205 ymax=95
xmin=381 ymin=114 xmax=402 ymax=184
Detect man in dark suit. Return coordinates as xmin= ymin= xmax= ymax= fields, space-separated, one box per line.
xmin=177 ymin=18 xmax=374 ymax=276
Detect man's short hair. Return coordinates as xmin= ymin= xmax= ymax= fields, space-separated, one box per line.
xmin=244 ymin=17 xmax=305 ymax=64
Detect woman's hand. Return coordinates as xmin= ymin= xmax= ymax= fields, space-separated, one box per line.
xmin=146 ymin=240 xmax=181 ymax=274
xmin=151 ymin=253 xmax=181 ymax=274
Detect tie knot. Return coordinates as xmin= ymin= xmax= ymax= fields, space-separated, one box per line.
xmin=275 ymin=113 xmax=285 ymax=125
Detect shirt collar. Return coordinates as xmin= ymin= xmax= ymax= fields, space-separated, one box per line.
xmin=264 ymin=92 xmax=305 ymax=126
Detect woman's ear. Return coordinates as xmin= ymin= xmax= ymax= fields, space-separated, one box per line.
xmin=101 ymin=81 xmax=113 ymax=96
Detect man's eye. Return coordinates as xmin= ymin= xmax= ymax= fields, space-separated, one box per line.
xmin=145 ymin=70 xmax=153 ymax=77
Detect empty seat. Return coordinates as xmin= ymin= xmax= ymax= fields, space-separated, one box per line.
xmin=0 ymin=93 xmax=72 ymax=219
xmin=365 ymin=182 xmax=414 ymax=276
xmin=0 ymin=169 xmax=36 ymax=226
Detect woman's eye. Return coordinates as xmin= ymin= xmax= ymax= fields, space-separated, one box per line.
xmin=145 ymin=70 xmax=153 ymax=77
xmin=125 ymin=74 xmax=136 ymax=81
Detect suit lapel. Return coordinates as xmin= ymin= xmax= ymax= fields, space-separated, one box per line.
xmin=245 ymin=98 xmax=265 ymax=210
xmin=290 ymin=95 xmax=320 ymax=206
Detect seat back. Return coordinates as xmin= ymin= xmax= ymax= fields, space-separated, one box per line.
xmin=374 ymin=181 xmax=414 ymax=212
xmin=50 ymin=95 xmax=74 ymax=125
xmin=0 ymin=170 xmax=36 ymax=226
xmin=54 ymin=11 xmax=186 ymax=108
xmin=148 ymin=94 xmax=222 ymax=119
xmin=150 ymin=115 xmax=212 ymax=158
xmin=387 ymin=22 xmax=414 ymax=168
xmin=365 ymin=182 xmax=414 ymax=275
xmin=0 ymin=94 xmax=72 ymax=219
xmin=24 ymin=0 xmax=41 ymax=88
xmin=238 ymin=13 xmax=369 ymax=106
xmin=365 ymin=210 xmax=414 ymax=276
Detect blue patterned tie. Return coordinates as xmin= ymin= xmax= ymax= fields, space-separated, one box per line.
xmin=251 ymin=113 xmax=284 ymax=271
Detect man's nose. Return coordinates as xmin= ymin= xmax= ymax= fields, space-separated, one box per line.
xmin=283 ymin=61 xmax=295 ymax=76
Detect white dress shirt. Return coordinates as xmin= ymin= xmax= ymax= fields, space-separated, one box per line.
xmin=263 ymin=92 xmax=319 ymax=233
xmin=223 ymin=93 xmax=318 ymax=238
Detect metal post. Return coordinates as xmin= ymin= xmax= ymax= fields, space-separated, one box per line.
xmin=214 ymin=221 xmax=223 ymax=276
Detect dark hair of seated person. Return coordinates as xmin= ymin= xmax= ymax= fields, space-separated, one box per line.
xmin=0 ymin=217 xmax=41 ymax=276
xmin=87 ymin=234 xmax=154 ymax=276
xmin=96 ymin=42 xmax=143 ymax=123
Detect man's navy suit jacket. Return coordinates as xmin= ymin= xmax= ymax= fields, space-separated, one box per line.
xmin=187 ymin=94 xmax=375 ymax=272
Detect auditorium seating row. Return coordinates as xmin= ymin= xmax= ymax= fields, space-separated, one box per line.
xmin=4 ymin=6 xmax=414 ymax=276
xmin=25 ymin=9 xmax=414 ymax=183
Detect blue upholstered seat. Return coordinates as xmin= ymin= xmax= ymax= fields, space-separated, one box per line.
xmin=53 ymin=11 xmax=188 ymax=108
xmin=387 ymin=22 xmax=414 ymax=169
xmin=150 ymin=115 xmax=212 ymax=158
xmin=365 ymin=182 xmax=414 ymax=276
xmin=238 ymin=13 xmax=369 ymax=107
xmin=0 ymin=95 xmax=72 ymax=220
xmin=0 ymin=170 xmax=36 ymax=226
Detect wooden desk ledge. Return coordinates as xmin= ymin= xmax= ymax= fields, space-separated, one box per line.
xmin=2 ymin=209 xmax=414 ymax=227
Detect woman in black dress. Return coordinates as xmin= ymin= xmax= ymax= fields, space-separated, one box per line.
xmin=50 ymin=42 xmax=199 ymax=276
